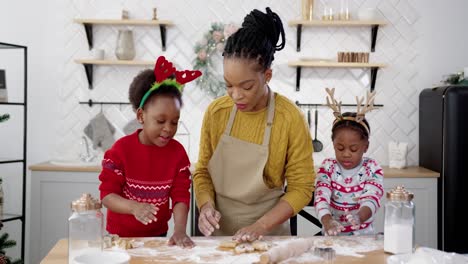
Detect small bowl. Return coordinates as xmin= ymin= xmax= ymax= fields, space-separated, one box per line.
xmin=74 ymin=251 xmax=130 ymax=264
xmin=358 ymin=8 xmax=379 ymax=20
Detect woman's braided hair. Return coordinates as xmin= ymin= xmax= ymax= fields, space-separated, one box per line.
xmin=223 ymin=7 xmax=285 ymax=71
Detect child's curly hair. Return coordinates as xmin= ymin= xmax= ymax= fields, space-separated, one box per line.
xmin=332 ymin=112 xmax=370 ymax=140
xmin=128 ymin=69 xmax=183 ymax=110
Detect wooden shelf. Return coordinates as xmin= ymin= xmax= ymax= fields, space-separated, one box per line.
xmin=288 ymin=61 xmax=386 ymax=68
xmin=288 ymin=60 xmax=386 ymax=92
xmin=74 ymin=18 xmax=174 ymax=51
xmin=75 ymin=59 xmax=154 ymax=88
xmin=288 ymin=19 xmax=386 ymax=26
xmin=288 ymin=19 xmax=386 ymax=52
xmin=75 ymin=59 xmax=154 ymax=66
xmin=73 ymin=18 xmax=173 ymax=26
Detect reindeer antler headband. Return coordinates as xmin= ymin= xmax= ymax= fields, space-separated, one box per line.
xmin=139 ymin=56 xmax=202 ymax=109
xmin=325 ymin=87 xmax=376 ymax=135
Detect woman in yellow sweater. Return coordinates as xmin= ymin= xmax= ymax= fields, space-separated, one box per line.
xmin=193 ymin=7 xmax=315 ymax=242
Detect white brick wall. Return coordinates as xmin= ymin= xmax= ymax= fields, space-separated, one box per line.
xmin=57 ymin=0 xmax=423 ymax=166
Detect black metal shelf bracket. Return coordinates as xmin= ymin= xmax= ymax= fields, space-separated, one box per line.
xmin=84 ymin=23 xmax=93 ymax=49
xmin=371 ymin=25 xmax=379 ymax=52
xmin=82 ymin=64 xmax=93 ymax=89
xmin=370 ymin=67 xmax=379 ymax=92
xmin=160 ymin=25 xmax=167 ymax=51
xmin=296 ymin=67 xmax=302 ymax=91
xmin=296 ymin=25 xmax=302 ymax=52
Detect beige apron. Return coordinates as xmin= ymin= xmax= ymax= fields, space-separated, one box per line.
xmin=207 ymin=90 xmax=290 ymax=236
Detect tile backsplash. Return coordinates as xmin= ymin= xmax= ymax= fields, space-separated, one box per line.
xmin=56 ymin=0 xmax=422 ymax=166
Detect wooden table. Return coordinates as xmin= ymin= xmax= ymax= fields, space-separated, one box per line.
xmin=41 ymin=236 xmax=390 ymax=264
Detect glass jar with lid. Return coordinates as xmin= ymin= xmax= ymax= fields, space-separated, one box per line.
xmin=68 ymin=193 xmax=103 ymax=263
xmin=384 ymin=185 xmax=415 ymax=254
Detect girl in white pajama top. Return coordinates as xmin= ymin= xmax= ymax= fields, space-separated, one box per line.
xmin=314 ymin=111 xmax=384 ymax=236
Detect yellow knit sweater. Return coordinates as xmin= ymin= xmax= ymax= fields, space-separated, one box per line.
xmin=193 ymin=92 xmax=316 ymax=215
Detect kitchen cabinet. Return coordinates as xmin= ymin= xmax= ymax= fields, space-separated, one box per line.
xmin=297 ymin=167 xmax=438 ymax=249
xmin=28 ymin=167 xmax=101 ymax=264
xmin=0 ymin=41 xmax=27 ymax=261
xmin=28 ymin=163 xmax=191 ymax=264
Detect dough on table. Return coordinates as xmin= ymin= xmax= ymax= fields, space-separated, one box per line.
xmin=114 ymin=238 xmax=134 ymax=249
xmin=252 ymin=240 xmax=273 ymax=251
xmin=234 ymin=243 xmax=255 ymax=254
xmin=219 ymin=239 xmax=273 ymax=254
xmin=219 ymin=240 xmax=239 ymax=249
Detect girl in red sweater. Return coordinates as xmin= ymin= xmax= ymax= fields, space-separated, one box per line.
xmin=99 ymin=56 xmax=201 ymax=247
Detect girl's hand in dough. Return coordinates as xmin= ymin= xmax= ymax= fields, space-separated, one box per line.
xmin=323 ymin=219 xmax=345 ymax=236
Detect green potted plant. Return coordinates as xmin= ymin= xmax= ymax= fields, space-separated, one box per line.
xmin=0 ymin=114 xmax=9 ymax=123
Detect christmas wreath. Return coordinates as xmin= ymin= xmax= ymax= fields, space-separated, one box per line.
xmin=193 ymin=22 xmax=238 ymax=98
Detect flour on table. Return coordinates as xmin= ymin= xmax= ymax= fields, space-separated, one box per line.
xmin=123 ymin=237 xmax=263 ymax=263
xmin=109 ymin=236 xmax=383 ymax=263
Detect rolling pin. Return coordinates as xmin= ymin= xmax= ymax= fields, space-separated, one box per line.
xmin=259 ymin=238 xmax=315 ymax=264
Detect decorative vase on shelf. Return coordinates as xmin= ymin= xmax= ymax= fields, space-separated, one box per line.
xmin=301 ymin=0 xmax=314 ymax=20
xmin=115 ymin=30 xmax=135 ymax=60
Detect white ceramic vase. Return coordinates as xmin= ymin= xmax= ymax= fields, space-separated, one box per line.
xmin=115 ymin=30 xmax=135 ymax=60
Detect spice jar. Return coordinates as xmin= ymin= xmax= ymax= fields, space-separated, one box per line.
xmin=68 ymin=193 xmax=104 ymax=263
xmin=384 ymin=186 xmax=415 ymax=254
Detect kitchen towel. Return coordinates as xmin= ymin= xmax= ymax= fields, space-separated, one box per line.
xmin=84 ymin=112 xmax=116 ymax=151
xmin=388 ymin=141 xmax=408 ymax=169
xmin=123 ymin=119 xmax=141 ymax=135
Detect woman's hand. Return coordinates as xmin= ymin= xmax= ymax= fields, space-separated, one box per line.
xmin=233 ymin=221 xmax=268 ymax=242
xmin=168 ymin=231 xmax=194 ymax=248
xmin=131 ymin=202 xmax=158 ymax=225
xmin=198 ymin=202 xmax=221 ymax=236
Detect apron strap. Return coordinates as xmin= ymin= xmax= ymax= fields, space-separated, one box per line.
xmin=223 ymin=88 xmax=276 ymax=147
xmin=262 ymin=89 xmax=275 ymax=146
xmin=224 ymin=105 xmax=238 ymax=136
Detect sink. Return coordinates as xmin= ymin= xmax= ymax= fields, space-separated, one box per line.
xmin=49 ymin=159 xmax=101 ymax=167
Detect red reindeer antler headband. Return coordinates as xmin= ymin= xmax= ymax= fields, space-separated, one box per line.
xmin=139 ymin=56 xmax=202 ymax=108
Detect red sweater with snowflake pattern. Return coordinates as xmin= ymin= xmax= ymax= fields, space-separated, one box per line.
xmin=99 ymin=129 xmax=191 ymax=237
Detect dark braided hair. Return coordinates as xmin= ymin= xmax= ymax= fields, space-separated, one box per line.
xmin=331 ymin=112 xmax=370 ymax=141
xmin=128 ymin=69 xmax=183 ymax=110
xmin=223 ymin=7 xmax=285 ymax=71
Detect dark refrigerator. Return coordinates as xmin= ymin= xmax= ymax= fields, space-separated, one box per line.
xmin=419 ymin=85 xmax=468 ymax=253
